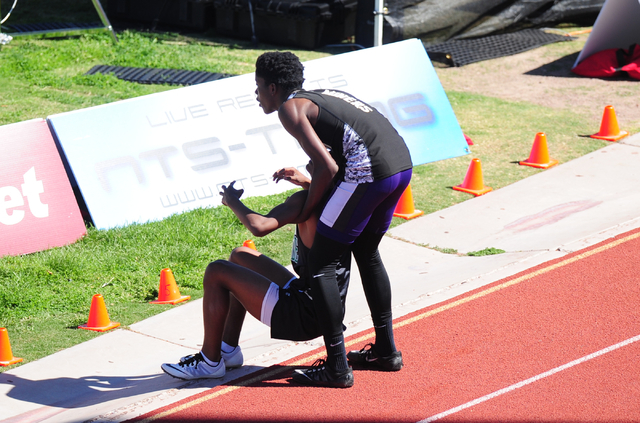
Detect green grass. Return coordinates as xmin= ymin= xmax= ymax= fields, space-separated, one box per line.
xmin=0 ymin=25 xmax=618 ymax=370
xmin=0 ymin=31 xmax=331 ymax=125
xmin=467 ymin=248 xmax=506 ymax=257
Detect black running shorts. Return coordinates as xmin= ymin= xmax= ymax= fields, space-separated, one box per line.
xmin=270 ymin=281 xmax=321 ymax=342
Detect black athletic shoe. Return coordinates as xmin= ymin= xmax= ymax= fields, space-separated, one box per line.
xmin=291 ymin=359 xmax=354 ymax=388
xmin=347 ymin=343 xmax=403 ymax=371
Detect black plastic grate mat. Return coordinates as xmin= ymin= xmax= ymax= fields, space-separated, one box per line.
xmin=425 ymin=29 xmax=574 ymax=67
xmin=85 ymin=65 xmax=231 ymax=86
xmin=7 ymin=21 xmax=104 ymax=32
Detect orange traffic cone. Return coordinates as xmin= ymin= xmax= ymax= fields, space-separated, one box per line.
xmin=243 ymin=240 xmax=257 ymax=250
xmin=0 ymin=327 xmax=23 ymax=366
xmin=393 ymin=184 xmax=424 ymax=220
xmin=519 ymin=132 xmax=559 ymax=169
xmin=591 ymin=105 xmax=628 ymax=141
xmin=150 ymin=268 xmax=190 ymax=305
xmin=453 ymin=158 xmax=492 ymax=196
xmin=79 ymin=294 xmax=120 ymax=332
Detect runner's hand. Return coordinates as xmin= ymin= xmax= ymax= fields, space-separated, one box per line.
xmin=220 ymin=181 xmax=244 ymax=206
xmin=272 ymin=167 xmax=311 ymax=188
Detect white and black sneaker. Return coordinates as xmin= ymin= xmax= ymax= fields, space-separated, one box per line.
xmin=291 ymin=359 xmax=354 ymax=388
xmin=162 ymin=352 xmax=225 ymax=380
xmin=179 ymin=346 xmax=243 ymax=369
xmin=221 ymin=345 xmax=243 ymax=369
xmin=347 ymin=343 xmax=403 ymax=371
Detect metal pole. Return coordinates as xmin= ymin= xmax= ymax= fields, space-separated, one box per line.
xmin=373 ymin=0 xmax=384 ymax=46
xmin=91 ymin=0 xmax=118 ymax=42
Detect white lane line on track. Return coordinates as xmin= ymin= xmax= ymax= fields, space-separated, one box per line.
xmin=419 ymin=333 xmax=640 ymax=422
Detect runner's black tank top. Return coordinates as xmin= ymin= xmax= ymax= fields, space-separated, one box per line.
xmin=290 ymin=89 xmax=413 ymax=183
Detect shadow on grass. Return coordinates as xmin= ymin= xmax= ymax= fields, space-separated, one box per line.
xmin=525 ymin=51 xmax=583 ymax=78
xmin=526 ymin=51 xmax=640 ymax=82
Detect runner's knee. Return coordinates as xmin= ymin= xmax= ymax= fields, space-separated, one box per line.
xmin=204 ymin=259 xmax=234 ymax=289
xmin=228 ymin=246 xmax=260 ymax=265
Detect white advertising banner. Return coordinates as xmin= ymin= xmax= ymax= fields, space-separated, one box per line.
xmin=49 ymin=39 xmax=469 ymax=230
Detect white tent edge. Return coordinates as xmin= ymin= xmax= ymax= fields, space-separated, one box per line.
xmin=573 ymin=0 xmax=640 ymax=68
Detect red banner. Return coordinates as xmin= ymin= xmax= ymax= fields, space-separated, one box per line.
xmin=0 ymin=119 xmax=86 ymax=257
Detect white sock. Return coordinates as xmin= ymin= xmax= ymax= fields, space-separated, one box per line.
xmin=221 ymin=341 xmax=237 ymax=354
xmin=200 ymin=351 xmax=221 ymax=367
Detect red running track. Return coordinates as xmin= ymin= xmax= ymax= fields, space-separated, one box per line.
xmin=132 ymin=228 xmax=640 ymax=423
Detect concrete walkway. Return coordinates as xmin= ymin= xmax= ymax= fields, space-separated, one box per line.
xmin=1 ymin=133 xmax=639 ymax=423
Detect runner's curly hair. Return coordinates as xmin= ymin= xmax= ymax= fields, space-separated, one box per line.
xmin=255 ymin=52 xmax=304 ymax=93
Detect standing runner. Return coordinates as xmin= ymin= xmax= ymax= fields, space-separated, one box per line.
xmin=255 ymin=52 xmax=413 ymax=388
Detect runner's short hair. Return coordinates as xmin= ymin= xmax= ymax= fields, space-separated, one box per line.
xmin=255 ymin=52 xmax=304 ymax=93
